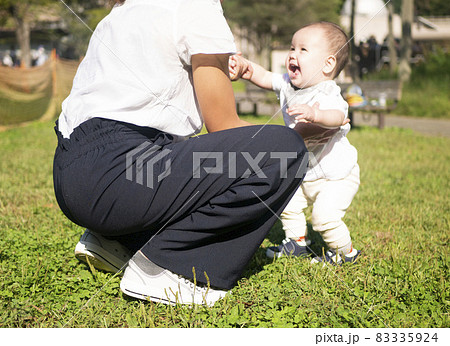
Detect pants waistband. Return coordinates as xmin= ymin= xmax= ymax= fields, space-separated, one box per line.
xmin=55 ymin=117 xmax=167 ymax=152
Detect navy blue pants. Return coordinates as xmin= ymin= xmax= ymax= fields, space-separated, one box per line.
xmin=53 ymin=118 xmax=307 ymax=289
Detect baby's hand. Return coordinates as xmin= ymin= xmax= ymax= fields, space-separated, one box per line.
xmin=287 ymin=102 xmax=320 ymax=123
xmin=229 ymin=53 xmax=253 ymax=81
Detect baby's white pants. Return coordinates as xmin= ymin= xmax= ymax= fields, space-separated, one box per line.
xmin=281 ymin=164 xmax=360 ymax=250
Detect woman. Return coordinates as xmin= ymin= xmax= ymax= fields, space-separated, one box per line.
xmin=53 ymin=0 xmax=307 ymax=305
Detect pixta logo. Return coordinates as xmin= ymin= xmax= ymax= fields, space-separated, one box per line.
xmin=126 ymin=141 xmax=172 ymax=189
xmin=126 ymin=142 xmax=312 ymax=189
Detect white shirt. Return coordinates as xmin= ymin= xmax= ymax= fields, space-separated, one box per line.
xmin=58 ymin=0 xmax=236 ymax=139
xmin=272 ymin=74 xmax=358 ymax=181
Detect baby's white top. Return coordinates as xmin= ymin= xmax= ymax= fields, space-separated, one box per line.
xmin=272 ymin=73 xmax=358 ymax=181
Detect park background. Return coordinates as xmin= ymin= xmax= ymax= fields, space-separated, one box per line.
xmin=0 ymin=0 xmax=448 ymax=328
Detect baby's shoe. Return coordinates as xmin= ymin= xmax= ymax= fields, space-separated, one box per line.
xmin=266 ymin=238 xmax=312 ymax=258
xmin=311 ymin=248 xmax=361 ymax=266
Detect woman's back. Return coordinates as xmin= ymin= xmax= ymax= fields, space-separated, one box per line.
xmin=58 ymin=0 xmax=235 ymax=139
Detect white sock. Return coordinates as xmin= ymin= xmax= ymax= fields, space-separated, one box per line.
xmin=290 ymin=237 xmax=311 ymax=247
xmin=335 ymin=242 xmax=353 ymax=256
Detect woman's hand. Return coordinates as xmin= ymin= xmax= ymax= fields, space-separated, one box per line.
xmin=229 ymin=53 xmax=253 ymax=81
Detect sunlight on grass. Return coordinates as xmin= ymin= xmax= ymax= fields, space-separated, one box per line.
xmin=0 ymin=118 xmax=448 ymax=327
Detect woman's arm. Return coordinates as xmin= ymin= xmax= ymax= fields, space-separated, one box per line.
xmin=192 ymin=53 xmax=252 ymax=133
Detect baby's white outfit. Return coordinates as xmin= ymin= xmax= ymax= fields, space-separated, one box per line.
xmin=272 ymin=74 xmax=360 ymax=250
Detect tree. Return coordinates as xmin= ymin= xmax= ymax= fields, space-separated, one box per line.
xmin=349 ymin=0 xmax=357 ymax=80
xmin=387 ymin=1 xmax=397 ymax=74
xmin=385 ymin=0 xmax=447 ymax=78
xmin=415 ymin=0 xmax=450 ymax=16
xmin=0 ymin=0 xmax=112 ymax=66
xmin=222 ymin=0 xmax=342 ymax=68
xmin=0 ymin=0 xmax=53 ymax=68
xmin=399 ymin=0 xmax=413 ymax=83
xmin=57 ymin=0 xmax=112 ymax=59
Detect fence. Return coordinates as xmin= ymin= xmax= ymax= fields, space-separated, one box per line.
xmin=0 ymin=50 xmax=79 ymax=127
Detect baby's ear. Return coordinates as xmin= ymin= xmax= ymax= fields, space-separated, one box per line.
xmin=323 ymin=55 xmax=337 ymax=75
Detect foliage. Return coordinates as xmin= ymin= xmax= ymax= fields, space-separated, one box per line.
xmin=0 ymin=0 xmax=51 ymax=13
xmin=222 ymin=0 xmax=342 ymax=66
xmin=413 ymin=48 xmax=450 ymax=76
xmin=223 ymin=0 xmax=342 ymax=44
xmin=415 ymin=0 xmax=450 ymax=16
xmin=359 ymin=48 xmax=449 ymax=119
xmin=0 ymin=118 xmax=448 ymax=328
xmin=0 ymin=1 xmax=111 ymax=62
xmin=0 ymin=0 xmax=54 ymax=66
xmin=57 ymin=0 xmax=112 ymax=58
xmin=383 ymin=0 xmax=449 ymax=15
xmin=393 ymin=49 xmax=450 ymax=118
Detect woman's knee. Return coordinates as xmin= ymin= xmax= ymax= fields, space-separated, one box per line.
xmin=265 ymin=125 xmax=305 ymax=153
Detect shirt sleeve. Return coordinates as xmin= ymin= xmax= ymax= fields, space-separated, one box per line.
xmin=271 ymin=73 xmax=290 ymax=96
xmin=175 ymin=0 xmax=236 ymax=66
xmin=315 ymin=84 xmax=349 ymax=118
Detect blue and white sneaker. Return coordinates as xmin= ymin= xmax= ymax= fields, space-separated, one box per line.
xmin=311 ymin=248 xmax=361 ymax=266
xmin=266 ymin=238 xmax=312 ymax=259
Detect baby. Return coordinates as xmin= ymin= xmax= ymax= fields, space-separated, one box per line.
xmin=230 ymin=21 xmax=361 ymax=265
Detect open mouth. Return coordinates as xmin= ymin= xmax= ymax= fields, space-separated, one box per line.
xmin=289 ymin=64 xmax=300 ymax=75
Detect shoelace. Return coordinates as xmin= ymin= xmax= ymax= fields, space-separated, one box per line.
xmin=325 ymin=250 xmax=342 ymax=263
xmin=281 ymin=238 xmax=297 ymax=253
xmin=281 ymin=238 xmax=291 ymax=245
xmin=181 ymin=277 xmax=210 ymax=294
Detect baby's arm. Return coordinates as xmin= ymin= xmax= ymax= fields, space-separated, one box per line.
xmin=287 ymin=102 xmax=346 ymax=129
xmin=229 ymin=54 xmax=273 ymax=90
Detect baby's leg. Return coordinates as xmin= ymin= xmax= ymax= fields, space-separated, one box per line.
xmin=266 ymin=185 xmax=312 ymax=258
xmin=311 ymin=164 xmax=360 ymax=255
xmin=281 ymin=185 xmax=310 ymax=245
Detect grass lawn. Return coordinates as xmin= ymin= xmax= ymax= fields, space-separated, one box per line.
xmin=393 ymin=76 xmax=450 ymax=119
xmin=0 ymin=117 xmax=448 ymax=328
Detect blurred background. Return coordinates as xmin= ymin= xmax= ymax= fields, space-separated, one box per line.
xmin=0 ymin=0 xmax=449 ymax=126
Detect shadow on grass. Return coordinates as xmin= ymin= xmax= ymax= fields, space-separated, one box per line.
xmin=241 ymin=221 xmax=329 ymax=280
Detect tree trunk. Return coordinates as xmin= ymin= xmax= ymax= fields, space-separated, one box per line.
xmin=399 ymin=0 xmax=413 ymax=83
xmin=387 ymin=2 xmax=397 ymax=75
xmin=14 ymin=15 xmax=32 ymax=68
xmin=349 ymin=0 xmax=358 ymax=81
xmin=255 ymin=33 xmax=271 ymax=70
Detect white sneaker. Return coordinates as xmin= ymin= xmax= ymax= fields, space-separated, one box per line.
xmin=311 ymin=248 xmax=361 ymax=266
xmin=74 ymin=229 xmax=132 ymax=273
xmin=120 ymin=251 xmax=228 ymax=306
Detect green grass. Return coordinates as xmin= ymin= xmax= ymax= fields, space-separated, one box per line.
xmin=393 ymin=74 xmax=450 ymax=119
xmin=231 ymin=79 xmax=246 ymax=93
xmin=0 ymin=117 xmax=449 ymax=327
xmin=365 ymin=51 xmax=450 ymax=119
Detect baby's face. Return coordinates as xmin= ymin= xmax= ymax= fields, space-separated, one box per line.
xmin=285 ymin=26 xmax=332 ymax=89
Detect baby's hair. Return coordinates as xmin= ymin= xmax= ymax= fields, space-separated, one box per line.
xmin=302 ymin=21 xmax=349 ymax=78
xmin=110 ymin=0 xmax=126 ymax=5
